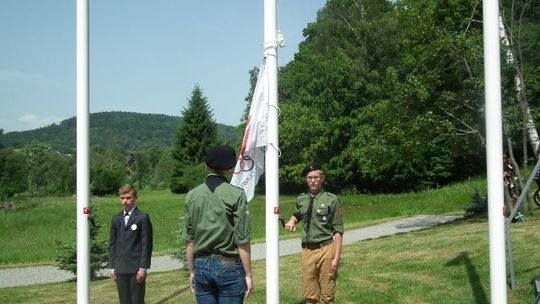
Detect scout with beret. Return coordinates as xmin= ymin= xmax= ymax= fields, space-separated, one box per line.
xmin=285 ymin=163 xmax=344 ymax=304
xmin=183 ymin=145 xmax=254 ymax=303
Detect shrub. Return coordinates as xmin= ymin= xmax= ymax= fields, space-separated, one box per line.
xmin=55 ymin=203 xmax=108 ymax=279
xmin=91 ymin=167 xmax=125 ymax=196
xmin=464 ymin=188 xmax=487 ymax=215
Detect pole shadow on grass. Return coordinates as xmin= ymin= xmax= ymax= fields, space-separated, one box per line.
xmin=445 ymin=252 xmax=488 ymax=304
xmin=155 ymin=286 xmax=191 ymax=304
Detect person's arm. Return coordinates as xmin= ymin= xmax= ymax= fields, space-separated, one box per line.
xmin=285 ymin=199 xmax=302 ymax=232
xmin=185 ymin=241 xmax=195 ymax=293
xmin=238 ymin=243 xmax=254 ymax=297
xmin=107 ymin=216 xmax=117 ymax=281
xmin=137 ymin=214 xmax=153 ymax=283
xmin=285 ymin=216 xmax=298 ymax=232
xmin=330 ymin=196 xmax=344 ymax=279
xmin=331 ymin=232 xmax=343 ymax=279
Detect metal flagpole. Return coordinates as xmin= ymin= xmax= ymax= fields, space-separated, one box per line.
xmin=264 ymin=0 xmax=280 ymax=303
xmin=483 ymin=0 xmax=507 ymax=302
xmin=76 ymin=0 xmax=91 ymax=302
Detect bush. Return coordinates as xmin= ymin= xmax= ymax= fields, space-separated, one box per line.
xmin=0 ymin=148 xmax=28 ymax=200
xmin=55 ymin=203 xmax=108 ymax=279
xmin=171 ymin=227 xmax=187 ymax=268
xmin=170 ymin=163 xmax=208 ymax=194
xmin=464 ymin=189 xmax=487 ymax=215
xmin=91 ymin=167 xmax=125 ymax=196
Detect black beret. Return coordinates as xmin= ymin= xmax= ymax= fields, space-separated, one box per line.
xmin=302 ymin=162 xmax=322 ymax=176
xmin=205 ymin=145 xmax=237 ymax=170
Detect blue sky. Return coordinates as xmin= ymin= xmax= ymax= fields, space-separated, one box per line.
xmin=0 ymin=0 xmax=326 ymax=132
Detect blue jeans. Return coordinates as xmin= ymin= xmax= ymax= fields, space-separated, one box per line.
xmin=194 ymin=257 xmax=246 ymax=304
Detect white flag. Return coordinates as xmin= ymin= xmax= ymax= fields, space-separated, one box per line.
xmin=231 ymin=60 xmax=268 ymax=202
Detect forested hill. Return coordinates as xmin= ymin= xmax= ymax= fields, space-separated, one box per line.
xmin=1 ymin=111 xmax=242 ymax=153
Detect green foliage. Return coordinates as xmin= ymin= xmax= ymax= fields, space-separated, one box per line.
xmin=1 ymin=0 xmax=538 ymax=196
xmin=179 ymin=163 xmax=208 ymax=191
xmin=90 ymin=167 xmax=125 ymax=196
xmin=171 ymin=228 xmax=187 ymax=268
xmin=0 ymin=177 xmax=485 ymax=266
xmin=277 ymin=0 xmax=496 ymax=193
xmin=464 ymin=188 xmax=488 ymax=215
xmin=21 ymin=144 xmax=75 ymax=196
xmin=0 ymin=112 xmax=240 ymax=197
xmin=170 ymin=85 xmax=218 ymax=193
xmin=55 ymin=203 xmax=108 ymax=279
xmin=0 ymin=112 xmax=241 ymax=155
xmin=0 ymin=148 xmax=28 ymax=199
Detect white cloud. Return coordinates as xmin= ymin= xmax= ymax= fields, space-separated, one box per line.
xmin=17 ymin=114 xmax=62 ymax=130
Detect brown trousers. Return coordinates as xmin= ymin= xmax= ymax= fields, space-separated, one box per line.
xmin=301 ymin=243 xmax=336 ymax=304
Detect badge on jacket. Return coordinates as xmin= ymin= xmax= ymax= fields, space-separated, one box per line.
xmin=131 ymin=224 xmax=138 ymax=231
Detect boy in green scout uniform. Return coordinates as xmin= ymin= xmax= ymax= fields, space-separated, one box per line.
xmin=183 ymin=145 xmax=253 ymax=303
xmin=285 ymin=163 xmax=344 ymax=304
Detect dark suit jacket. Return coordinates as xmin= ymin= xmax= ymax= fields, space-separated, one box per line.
xmin=107 ymin=207 xmax=153 ymax=274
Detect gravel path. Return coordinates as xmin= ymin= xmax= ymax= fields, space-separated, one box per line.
xmin=0 ymin=214 xmax=461 ymax=289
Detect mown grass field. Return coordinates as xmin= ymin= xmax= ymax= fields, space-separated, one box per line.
xmin=0 ymin=177 xmax=484 ymax=267
xmin=3 ymin=176 xmax=539 ymax=302
xmin=1 ymin=213 xmax=540 ymax=303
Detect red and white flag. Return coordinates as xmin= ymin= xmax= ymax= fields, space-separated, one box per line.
xmin=231 ymin=60 xmax=268 ymax=202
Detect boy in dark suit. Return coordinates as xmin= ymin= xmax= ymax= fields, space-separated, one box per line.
xmin=107 ymin=184 xmax=153 ymax=304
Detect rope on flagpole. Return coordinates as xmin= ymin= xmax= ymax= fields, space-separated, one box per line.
xmin=267 ymin=143 xmax=281 ymax=157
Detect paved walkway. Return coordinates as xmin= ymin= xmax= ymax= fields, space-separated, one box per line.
xmin=0 ymin=214 xmax=461 ymax=289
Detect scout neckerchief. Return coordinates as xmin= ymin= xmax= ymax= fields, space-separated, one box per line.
xmin=205 ymin=174 xmax=227 ymax=192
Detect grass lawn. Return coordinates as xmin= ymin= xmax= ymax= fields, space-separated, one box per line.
xmin=1 ymin=214 xmax=539 ymax=303
xmin=0 ymin=177 xmax=486 ymax=267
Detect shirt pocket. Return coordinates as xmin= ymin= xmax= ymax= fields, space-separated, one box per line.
xmin=315 ymin=207 xmax=330 ymax=224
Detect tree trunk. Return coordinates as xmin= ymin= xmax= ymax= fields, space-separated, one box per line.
xmin=499 ymin=15 xmax=538 ymax=213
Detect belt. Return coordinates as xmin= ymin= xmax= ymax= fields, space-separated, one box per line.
xmin=196 ymin=253 xmax=240 ymax=264
xmin=301 ymin=239 xmax=333 ymax=250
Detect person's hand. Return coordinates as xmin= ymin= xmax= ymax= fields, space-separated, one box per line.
xmin=331 ymin=258 xmax=340 ymax=280
xmin=109 ymin=270 xmax=117 ymax=282
xmin=245 ymin=275 xmax=254 ymax=298
xmin=135 ymin=269 xmax=147 ymax=284
xmin=189 ymin=272 xmax=195 ymax=293
xmin=285 ymin=220 xmax=296 ymax=232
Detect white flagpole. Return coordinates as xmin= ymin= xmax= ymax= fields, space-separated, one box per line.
xmin=264 ymin=0 xmax=280 ymax=303
xmin=483 ymin=0 xmax=507 ymax=302
xmin=76 ymin=0 xmax=91 ymax=303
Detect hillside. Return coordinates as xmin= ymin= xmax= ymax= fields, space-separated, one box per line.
xmin=0 ymin=111 xmax=242 ymax=153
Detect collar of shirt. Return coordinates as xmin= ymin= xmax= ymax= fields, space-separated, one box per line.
xmin=205 ymin=174 xmax=227 ymax=192
xmin=124 ymin=206 xmax=136 ymax=216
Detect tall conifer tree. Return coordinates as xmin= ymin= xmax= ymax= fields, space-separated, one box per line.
xmin=170 ymin=84 xmax=217 ymax=193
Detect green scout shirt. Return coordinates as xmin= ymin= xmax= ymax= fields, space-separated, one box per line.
xmin=183 ymin=174 xmax=251 ymax=257
xmin=293 ymin=189 xmax=344 ymax=244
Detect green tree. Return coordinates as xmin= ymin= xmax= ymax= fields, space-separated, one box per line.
xmin=55 ymin=203 xmax=108 ymax=279
xmin=368 ymin=0 xmax=486 ymax=190
xmin=150 ymin=148 xmax=174 ymax=188
xmin=0 ymin=129 xmax=4 ymax=149
xmin=90 ymin=167 xmax=125 ymax=196
xmin=279 ymin=0 xmax=399 ymax=192
xmin=0 ymin=148 xmax=28 ymax=199
xmin=240 ymin=66 xmax=260 ymax=129
xmin=170 ymin=84 xmax=218 ymax=193
xmin=21 ymin=143 xmax=76 ymax=196
xmin=278 ymin=0 xmax=495 ymax=193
